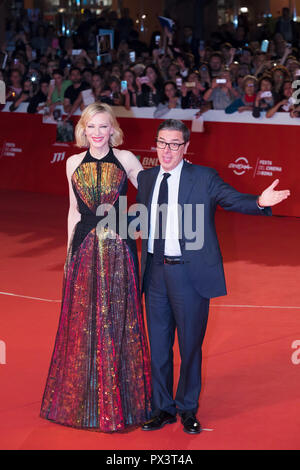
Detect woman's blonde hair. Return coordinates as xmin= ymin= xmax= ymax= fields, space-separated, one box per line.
xmin=75 ymin=102 xmax=123 ymax=148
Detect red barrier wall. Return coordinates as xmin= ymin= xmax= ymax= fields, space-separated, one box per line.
xmin=0 ymin=112 xmax=298 ymax=216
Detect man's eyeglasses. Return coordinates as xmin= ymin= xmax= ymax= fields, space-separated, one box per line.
xmin=156 ymin=140 xmax=185 ymax=151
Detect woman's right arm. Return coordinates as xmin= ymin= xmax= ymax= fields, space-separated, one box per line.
xmin=203 ymin=79 xmax=217 ymax=101
xmin=64 ymin=92 xmax=83 ymax=120
xmin=181 ymin=91 xmax=190 ymax=109
xmin=266 ymin=99 xmax=286 ymax=118
xmin=9 ymin=93 xmax=26 ymax=111
xmin=66 ymin=156 xmax=81 ymax=250
xmin=122 ymin=88 xmax=131 ymax=110
xmin=136 ymin=78 xmax=144 ymax=107
xmin=46 ymin=84 xmax=54 ymax=106
xmin=225 ymin=98 xmax=243 ymax=114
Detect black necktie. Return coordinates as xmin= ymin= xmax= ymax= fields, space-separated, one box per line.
xmin=153 ymin=172 xmax=171 ymax=264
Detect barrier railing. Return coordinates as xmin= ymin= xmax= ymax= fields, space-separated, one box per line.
xmin=0 ymin=108 xmax=298 ymax=216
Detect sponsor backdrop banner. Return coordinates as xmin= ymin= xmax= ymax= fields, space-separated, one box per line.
xmin=0 ymin=113 xmax=298 ymax=216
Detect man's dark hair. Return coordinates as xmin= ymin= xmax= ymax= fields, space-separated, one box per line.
xmin=210 ymin=51 xmax=224 ymax=62
xmin=69 ymin=67 xmax=81 ymax=75
xmin=40 ymin=78 xmax=50 ymax=85
xmin=156 ymin=119 xmax=190 ymax=143
xmin=83 ymin=67 xmax=93 ymax=75
xmin=258 ymin=74 xmax=273 ymax=88
xmin=52 ymin=68 xmax=64 ymax=77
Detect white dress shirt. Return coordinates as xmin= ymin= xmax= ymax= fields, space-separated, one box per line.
xmin=148 ymin=160 xmax=183 ymax=256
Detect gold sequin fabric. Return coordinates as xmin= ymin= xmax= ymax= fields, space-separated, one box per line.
xmin=40 ymin=149 xmax=152 ymax=432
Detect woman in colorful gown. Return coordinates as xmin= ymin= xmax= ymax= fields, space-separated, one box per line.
xmin=40 ymin=103 xmax=152 ymax=432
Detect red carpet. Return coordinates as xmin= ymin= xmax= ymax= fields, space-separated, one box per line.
xmin=0 ymin=189 xmax=300 ymax=450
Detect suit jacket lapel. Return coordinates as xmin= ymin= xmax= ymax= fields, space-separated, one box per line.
xmin=178 ymin=161 xmax=197 ymax=250
xmin=145 ymin=166 xmax=160 ymax=208
xmin=142 ymin=166 xmax=160 ymax=240
xmin=178 ymin=161 xmax=196 ymax=207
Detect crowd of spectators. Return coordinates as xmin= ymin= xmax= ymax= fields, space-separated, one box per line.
xmin=1 ymin=6 xmax=300 ymax=120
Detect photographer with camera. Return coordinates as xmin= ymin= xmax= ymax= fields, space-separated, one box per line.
xmin=252 ymin=75 xmax=274 ymax=118
xmin=9 ymin=78 xmax=35 ymax=112
xmin=136 ymin=64 xmax=162 ymax=107
xmin=107 ymin=76 xmax=123 ymax=106
xmin=27 ymin=78 xmax=50 ymax=114
xmin=120 ymin=69 xmax=137 ymax=110
xmin=6 ymin=69 xmax=23 ymax=101
xmin=203 ymin=70 xmax=239 ymax=110
xmin=266 ymin=80 xmax=295 ymax=118
xmin=181 ymin=72 xmax=208 ymax=110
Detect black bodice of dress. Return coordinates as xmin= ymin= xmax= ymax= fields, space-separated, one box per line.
xmin=70 ymin=147 xmax=137 ymax=270
xmin=74 ymin=147 xmax=128 ymax=217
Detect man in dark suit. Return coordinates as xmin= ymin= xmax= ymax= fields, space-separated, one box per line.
xmin=137 ymin=119 xmax=290 ymax=434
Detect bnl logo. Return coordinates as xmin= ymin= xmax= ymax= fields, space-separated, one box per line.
xmin=51 ymin=152 xmax=66 ymax=163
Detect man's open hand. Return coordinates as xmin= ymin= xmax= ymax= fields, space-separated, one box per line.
xmin=258 ymin=179 xmax=290 ymax=207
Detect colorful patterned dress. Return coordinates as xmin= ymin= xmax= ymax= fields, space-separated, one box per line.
xmin=40 ymin=148 xmax=152 ymax=432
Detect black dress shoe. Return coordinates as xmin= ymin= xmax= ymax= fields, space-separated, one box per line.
xmin=141 ymin=411 xmax=177 ymax=431
xmin=180 ymin=412 xmax=201 ymax=434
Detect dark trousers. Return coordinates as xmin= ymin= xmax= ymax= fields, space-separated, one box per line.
xmin=144 ymin=255 xmax=210 ymax=416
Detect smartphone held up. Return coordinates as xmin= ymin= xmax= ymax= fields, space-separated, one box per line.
xmin=121 ymin=80 xmax=127 ymax=92
xmin=261 ymin=40 xmax=269 ymax=53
